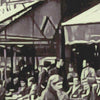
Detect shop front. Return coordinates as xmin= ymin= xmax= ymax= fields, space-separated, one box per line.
xmin=62 ymin=3 xmax=100 ymax=76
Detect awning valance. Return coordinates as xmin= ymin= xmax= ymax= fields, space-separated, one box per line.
xmin=64 ymin=24 xmax=100 ymax=45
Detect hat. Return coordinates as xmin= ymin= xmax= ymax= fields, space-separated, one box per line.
xmin=44 ymin=61 xmax=51 ymax=67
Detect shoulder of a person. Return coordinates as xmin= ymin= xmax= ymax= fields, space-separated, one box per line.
xmin=89 ymin=67 xmax=95 ymax=70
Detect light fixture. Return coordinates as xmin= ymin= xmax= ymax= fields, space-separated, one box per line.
xmin=76 ymin=52 xmax=79 ymax=55
xmin=97 ymin=52 xmax=99 ymax=56
xmin=95 ymin=45 xmax=97 ymax=51
xmin=17 ymin=45 xmax=24 ymax=48
xmin=72 ymin=48 xmax=76 ymax=51
xmin=94 ymin=52 xmax=96 ymax=56
xmin=0 ymin=45 xmax=5 ymax=48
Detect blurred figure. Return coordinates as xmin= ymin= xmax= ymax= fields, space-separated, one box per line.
xmin=36 ymin=59 xmax=65 ymax=99
xmin=36 ymin=61 xmax=51 ymax=97
xmin=6 ymin=74 xmax=20 ymax=93
xmin=95 ymin=70 xmax=100 ymax=100
xmin=81 ymin=60 xmax=96 ymax=100
xmin=15 ymin=77 xmax=35 ymax=100
xmin=6 ymin=77 xmax=11 ymax=92
xmin=11 ymin=79 xmax=27 ymax=100
xmin=91 ymin=69 xmax=100 ymax=100
xmin=81 ymin=60 xmax=96 ymax=82
xmin=48 ymin=58 xmax=63 ymax=76
xmin=67 ymin=63 xmax=78 ymax=83
xmin=13 ymin=76 xmax=20 ymax=92
xmin=27 ymin=77 xmax=37 ymax=99
xmin=38 ymin=74 xmax=68 ymax=100
xmin=27 ymin=76 xmax=36 ymax=96
xmin=0 ymin=80 xmax=5 ymax=100
xmin=15 ymin=79 xmax=27 ymax=96
xmin=69 ymin=77 xmax=82 ymax=99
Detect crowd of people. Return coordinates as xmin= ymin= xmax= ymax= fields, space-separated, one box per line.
xmin=0 ymin=58 xmax=99 ymax=100
xmin=35 ymin=59 xmax=100 ymax=100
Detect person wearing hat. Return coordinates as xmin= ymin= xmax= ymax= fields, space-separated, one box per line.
xmin=36 ymin=61 xmax=51 ymax=97
xmin=36 ymin=59 xmax=65 ymax=99
xmin=48 ymin=58 xmax=64 ymax=77
xmin=37 ymin=74 xmax=68 ymax=100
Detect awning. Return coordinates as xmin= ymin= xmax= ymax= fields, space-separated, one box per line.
xmin=61 ymin=3 xmax=100 ymax=45
xmin=0 ymin=0 xmax=48 ymax=44
xmin=0 ymin=0 xmax=44 ymax=23
xmin=0 ymin=0 xmax=44 ymax=31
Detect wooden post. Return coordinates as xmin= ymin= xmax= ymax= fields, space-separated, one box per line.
xmin=11 ymin=46 xmax=13 ymax=84
xmin=13 ymin=51 xmax=16 ymax=73
xmin=4 ymin=46 xmax=7 ymax=81
xmin=32 ymin=56 xmax=35 ymax=71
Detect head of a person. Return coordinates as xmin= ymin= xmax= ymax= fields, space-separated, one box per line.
xmin=20 ymin=80 xmax=26 ymax=87
xmin=82 ymin=59 xmax=89 ymax=68
xmin=59 ymin=59 xmax=64 ymax=66
xmin=24 ymin=64 xmax=27 ymax=68
xmin=68 ymin=63 xmax=74 ymax=72
xmin=47 ymin=74 xmax=63 ymax=91
xmin=28 ymin=77 xmax=34 ymax=87
xmin=13 ymin=77 xmax=19 ymax=85
xmin=86 ymin=62 xmax=89 ymax=67
xmin=73 ymin=76 xmax=79 ymax=86
xmin=82 ymin=59 xmax=87 ymax=68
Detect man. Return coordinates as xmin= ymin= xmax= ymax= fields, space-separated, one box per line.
xmin=48 ymin=59 xmax=64 ymax=76
xmin=81 ymin=60 xmax=96 ymax=83
xmin=81 ymin=60 xmax=96 ymax=99
xmin=36 ymin=61 xmax=51 ymax=97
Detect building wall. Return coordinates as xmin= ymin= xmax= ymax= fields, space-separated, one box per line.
xmin=6 ymin=14 xmax=33 ymax=37
xmin=34 ymin=0 xmax=61 ymax=38
xmin=0 ymin=0 xmax=61 ymax=57
xmin=4 ymin=0 xmax=61 ymax=39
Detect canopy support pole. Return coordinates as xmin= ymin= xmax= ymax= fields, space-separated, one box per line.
xmin=61 ymin=27 xmax=65 ymax=59
xmin=13 ymin=50 xmax=16 ymax=73
xmin=4 ymin=47 xmax=7 ymax=82
xmin=61 ymin=26 xmax=69 ymax=92
xmin=11 ymin=46 xmax=14 ymax=84
xmin=32 ymin=56 xmax=35 ymax=75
